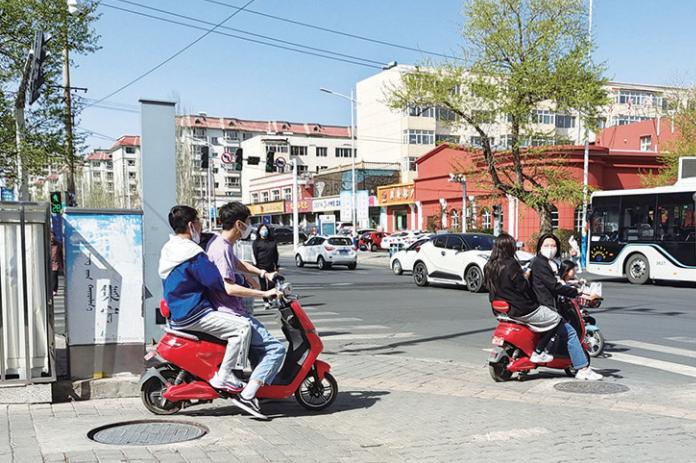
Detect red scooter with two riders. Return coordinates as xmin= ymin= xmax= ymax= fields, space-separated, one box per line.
xmin=139 ymin=277 xmax=338 ymax=416
xmin=487 ymin=292 xmax=602 ymax=382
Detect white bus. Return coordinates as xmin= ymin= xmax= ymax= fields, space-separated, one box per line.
xmin=586 ymin=158 xmax=696 ymax=284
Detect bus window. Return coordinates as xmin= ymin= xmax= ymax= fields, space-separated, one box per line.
xmin=620 ymin=194 xmax=657 ymax=241
xmin=657 ymin=192 xmax=696 ymax=242
xmin=590 ymin=196 xmax=620 ymax=240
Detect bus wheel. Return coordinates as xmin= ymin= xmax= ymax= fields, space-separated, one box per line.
xmin=625 ymin=254 xmax=650 ymax=285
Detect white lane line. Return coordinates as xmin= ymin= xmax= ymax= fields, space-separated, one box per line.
xmin=320 ymin=332 xmax=415 ymax=341
xmin=607 ymin=352 xmax=696 ymax=378
xmin=314 ymin=325 xmax=389 ymax=331
xmin=330 ymin=282 xmax=353 ymax=286
xmin=312 ymin=317 xmax=363 ymax=323
xmin=614 ymin=340 xmax=696 ymax=359
xmin=666 ymin=336 xmax=696 ymax=344
xmin=302 ymin=311 xmax=338 ymax=316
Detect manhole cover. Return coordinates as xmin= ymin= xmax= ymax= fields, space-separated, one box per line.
xmin=554 ymin=381 xmax=629 ymax=395
xmin=88 ymin=420 xmax=208 ymax=446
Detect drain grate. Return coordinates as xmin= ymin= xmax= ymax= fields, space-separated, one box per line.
xmin=554 ymin=381 xmax=629 ymax=395
xmin=88 ymin=420 xmax=208 ymax=446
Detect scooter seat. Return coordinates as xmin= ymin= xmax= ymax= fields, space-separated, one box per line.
xmin=164 ymin=328 xmax=227 ymax=344
xmin=496 ymin=315 xmax=528 ymax=326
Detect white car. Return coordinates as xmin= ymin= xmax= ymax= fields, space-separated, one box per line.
xmin=380 ymin=231 xmax=412 ymax=250
xmin=412 ymin=233 xmax=534 ymax=292
xmin=295 ymin=235 xmax=357 ymax=270
xmin=390 ymin=238 xmax=431 ymax=275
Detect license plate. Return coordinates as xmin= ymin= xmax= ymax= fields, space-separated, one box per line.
xmin=491 ymin=336 xmax=504 ymax=347
xmin=144 ymin=351 xmax=156 ymax=361
xmin=339 ymin=249 xmax=349 ymax=255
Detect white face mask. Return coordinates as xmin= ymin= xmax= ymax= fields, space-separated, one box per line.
xmin=239 ymin=221 xmax=252 ymax=240
xmin=189 ymin=223 xmax=201 ymax=244
xmin=541 ymin=247 xmax=557 ymax=259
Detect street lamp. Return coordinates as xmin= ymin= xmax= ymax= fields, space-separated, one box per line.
xmin=320 ymin=87 xmax=357 ymax=229
xmin=449 ymin=173 xmax=467 ymax=233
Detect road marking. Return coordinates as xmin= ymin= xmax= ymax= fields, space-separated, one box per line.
xmin=614 ymin=340 xmax=696 ymax=359
xmin=302 ymin=311 xmax=338 ymax=316
xmin=666 ymin=336 xmax=696 ymax=344
xmin=330 ymin=282 xmax=353 ymax=286
xmin=320 ymin=332 xmax=415 ymax=341
xmin=314 ymin=325 xmax=389 ymax=331
xmin=312 ymin=317 xmax=363 ymax=323
xmin=607 ymin=352 xmax=696 ymax=379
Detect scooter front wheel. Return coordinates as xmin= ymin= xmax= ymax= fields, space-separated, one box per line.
xmin=585 ymin=330 xmax=605 ymax=358
xmin=295 ymin=372 xmax=338 ymax=411
xmin=141 ymin=366 xmax=183 ymax=415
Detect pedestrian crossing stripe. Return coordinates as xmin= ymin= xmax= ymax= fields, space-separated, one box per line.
xmin=613 ymin=340 xmax=696 ymax=359
xmin=607 ymin=352 xmax=696 ymax=379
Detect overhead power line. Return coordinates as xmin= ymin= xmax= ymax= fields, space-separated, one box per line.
xmin=199 ymin=0 xmax=465 ymax=62
xmin=114 ymin=0 xmax=386 ymax=67
xmin=86 ymin=0 xmax=258 ymax=109
xmin=100 ymin=3 xmax=384 ymax=70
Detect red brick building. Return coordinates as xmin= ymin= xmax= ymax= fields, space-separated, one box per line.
xmin=596 ymin=117 xmax=680 ymax=152
xmin=412 ymin=143 xmax=665 ymax=246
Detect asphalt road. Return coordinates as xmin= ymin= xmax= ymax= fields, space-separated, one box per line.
xmin=271 ymin=253 xmax=696 ymax=389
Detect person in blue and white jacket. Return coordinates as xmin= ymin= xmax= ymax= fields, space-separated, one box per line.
xmin=158 ymin=206 xmax=276 ymax=394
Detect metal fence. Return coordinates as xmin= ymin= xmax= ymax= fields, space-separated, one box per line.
xmin=0 ymin=202 xmax=55 ymax=385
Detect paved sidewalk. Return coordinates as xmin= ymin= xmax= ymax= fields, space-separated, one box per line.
xmin=3 ymin=352 xmax=696 ymax=462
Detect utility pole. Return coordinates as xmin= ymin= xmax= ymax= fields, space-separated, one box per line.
xmin=580 ymin=0 xmax=593 ymax=271
xmin=14 ymin=52 xmax=33 ymax=201
xmin=63 ymin=5 xmax=77 ymax=196
xmin=292 ymin=158 xmax=299 ymax=253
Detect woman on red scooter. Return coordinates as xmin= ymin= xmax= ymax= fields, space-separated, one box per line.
xmin=484 ymin=233 xmax=600 ymax=381
xmin=530 ymin=233 xmax=602 ymax=381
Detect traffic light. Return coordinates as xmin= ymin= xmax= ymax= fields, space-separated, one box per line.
xmin=265 ymin=150 xmax=275 ymax=173
xmin=200 ymin=146 xmax=209 ymax=169
xmin=50 ymin=191 xmax=62 ymax=214
xmin=234 ymin=148 xmax=243 ymax=171
xmin=67 ymin=191 xmax=77 ymax=207
xmin=29 ymin=31 xmax=50 ymax=105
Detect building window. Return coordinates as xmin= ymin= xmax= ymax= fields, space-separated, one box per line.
xmin=435 ymin=134 xmax=459 ymax=144
xmin=470 ymin=136 xmax=494 ymax=148
xmin=335 ymin=147 xmax=354 ymax=158
xmin=403 ymin=129 xmax=435 ymax=145
xmin=297 ymin=165 xmax=309 ymax=174
xmin=213 ymin=168 xmax=219 ymax=174
xmin=555 ymin=114 xmax=576 ymax=129
xmin=546 ymin=205 xmax=559 ymax=230
xmin=409 ymin=157 xmax=418 ymax=172
xmin=574 ymin=206 xmax=584 ymax=232
xmin=225 ymin=177 xmax=240 ymax=187
xmin=262 ymin=192 xmax=269 ymax=202
xmin=243 ymin=132 xmax=252 ymax=140
xmin=193 ymin=127 xmax=206 ymax=139
xmin=316 ymin=147 xmax=327 ymax=157
xmin=530 ymin=136 xmax=554 ymax=147
xmin=408 ymin=105 xmax=436 ymax=118
xmin=611 ymin=115 xmax=654 ymax=126
xmin=291 ymin=146 xmax=307 ymax=156
xmin=210 ymin=137 xmax=219 ymax=145
xmin=128 ymin=172 xmax=136 ymax=179
xmin=482 ymin=208 xmax=491 ymax=229
xmin=214 ymin=182 xmax=219 ymax=189
xmin=532 ymin=110 xmax=554 ymax=125
xmin=472 ymin=110 xmax=496 ymax=124
xmin=271 ymin=190 xmax=280 ymax=201
xmin=106 ymin=161 xmax=113 ymax=169
xmin=125 ymin=146 xmax=136 ymax=154
xmin=223 ymin=130 xmax=239 ymax=141
xmin=283 ymin=188 xmax=292 ymax=200
xmin=318 ymin=166 xmax=328 ymax=171
xmin=451 ymin=210 xmax=459 ymax=230
xmin=127 ymin=160 xmax=136 ymax=167
xmin=251 ymin=193 xmax=259 ymax=203
xmin=640 ymin=135 xmax=652 ymax=152
xmin=266 ymin=143 xmax=288 ymax=153
xmin=106 ymin=172 xmax=114 ymax=180
xmin=596 ymin=117 xmax=607 ymax=129
xmin=616 ymin=89 xmax=664 ymax=108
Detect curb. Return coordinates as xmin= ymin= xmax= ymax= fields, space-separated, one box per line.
xmin=52 ymin=375 xmax=140 ymax=403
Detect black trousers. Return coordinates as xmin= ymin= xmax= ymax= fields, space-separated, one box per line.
xmin=51 ymin=270 xmax=59 ymax=293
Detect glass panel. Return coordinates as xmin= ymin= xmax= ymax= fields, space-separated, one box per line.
xmin=656 ymin=192 xmax=695 ymax=242
xmin=445 ymin=236 xmax=463 ymax=250
xmin=620 ymin=194 xmax=657 ymax=242
xmin=590 ymin=196 xmax=620 ymax=240
xmin=463 ymin=234 xmax=494 ymax=251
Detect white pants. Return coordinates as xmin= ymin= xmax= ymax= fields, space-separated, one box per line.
xmin=183 ymin=311 xmax=252 ymax=380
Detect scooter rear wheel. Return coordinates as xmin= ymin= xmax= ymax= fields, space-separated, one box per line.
xmin=295 ymin=372 xmax=338 ymax=411
xmin=489 ymin=351 xmax=513 ymax=382
xmin=141 ymin=366 xmax=183 ymax=415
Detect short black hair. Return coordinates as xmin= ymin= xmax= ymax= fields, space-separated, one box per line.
xmin=168 ymin=205 xmax=198 ymax=234
xmin=219 ymin=202 xmax=251 ymax=231
xmin=560 ymin=260 xmax=577 ymax=280
xmin=536 ymin=233 xmax=561 ymax=258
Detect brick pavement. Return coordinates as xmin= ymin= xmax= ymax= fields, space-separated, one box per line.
xmin=3 ymin=352 xmax=696 ymax=462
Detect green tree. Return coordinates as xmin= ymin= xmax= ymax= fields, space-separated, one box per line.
xmin=82 ymin=183 xmax=116 ymax=209
xmin=0 ymin=0 xmax=100 ymax=196
xmin=640 ymin=87 xmax=696 ymax=187
xmin=388 ymin=0 xmax=608 ymax=231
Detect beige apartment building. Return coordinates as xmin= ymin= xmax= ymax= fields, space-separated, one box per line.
xmin=356 ymin=65 xmax=683 ymax=182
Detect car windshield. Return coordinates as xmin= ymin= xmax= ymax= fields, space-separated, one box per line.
xmin=463 ymin=234 xmax=495 ymax=250
xmin=328 ymin=237 xmax=353 ymax=246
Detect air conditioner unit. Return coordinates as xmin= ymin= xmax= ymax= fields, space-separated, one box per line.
xmin=677 ymin=156 xmax=696 ymax=184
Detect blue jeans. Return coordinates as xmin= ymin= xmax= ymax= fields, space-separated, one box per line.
xmin=247 ymin=315 xmax=287 ymax=384
xmin=559 ymin=322 xmax=588 ymax=370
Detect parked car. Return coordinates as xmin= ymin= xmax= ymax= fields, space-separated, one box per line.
xmin=390 ymin=237 xmax=431 ymax=275
xmin=411 ymin=233 xmax=534 ymax=292
xmin=360 ymin=231 xmax=388 ymax=252
xmin=295 ymin=235 xmax=357 ymax=270
xmin=380 ymin=231 xmax=410 ymax=250
xmin=271 ymin=227 xmax=308 ymax=245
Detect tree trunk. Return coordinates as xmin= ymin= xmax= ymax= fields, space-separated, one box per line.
xmin=538 ymin=204 xmax=553 ymax=233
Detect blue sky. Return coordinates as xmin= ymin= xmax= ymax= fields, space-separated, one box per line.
xmin=74 ymin=0 xmax=696 ymax=151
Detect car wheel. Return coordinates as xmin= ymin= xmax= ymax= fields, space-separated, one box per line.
xmin=348 ymin=263 xmax=357 ymax=270
xmin=371 ymin=244 xmax=378 ymax=252
xmin=625 ymin=253 xmax=650 ymax=284
xmin=392 ymin=259 xmax=403 ymax=275
xmin=465 ymin=266 xmax=485 ymax=293
xmin=295 ymin=254 xmax=304 ymax=268
xmin=413 ymin=262 xmax=429 ymax=287
xmin=317 ymin=256 xmax=327 ymax=270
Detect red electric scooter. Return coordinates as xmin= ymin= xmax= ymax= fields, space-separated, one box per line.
xmin=139 ymin=279 xmax=337 ymax=415
xmin=487 ymin=297 xmax=595 ymax=382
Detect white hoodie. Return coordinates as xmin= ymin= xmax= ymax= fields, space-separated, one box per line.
xmin=158 ymin=235 xmax=204 ymax=279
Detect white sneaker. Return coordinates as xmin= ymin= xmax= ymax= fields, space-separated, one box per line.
xmin=575 ymin=368 xmax=603 ymax=381
xmin=209 ymin=372 xmax=245 ymax=393
xmin=529 ymin=351 xmax=554 ymax=363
